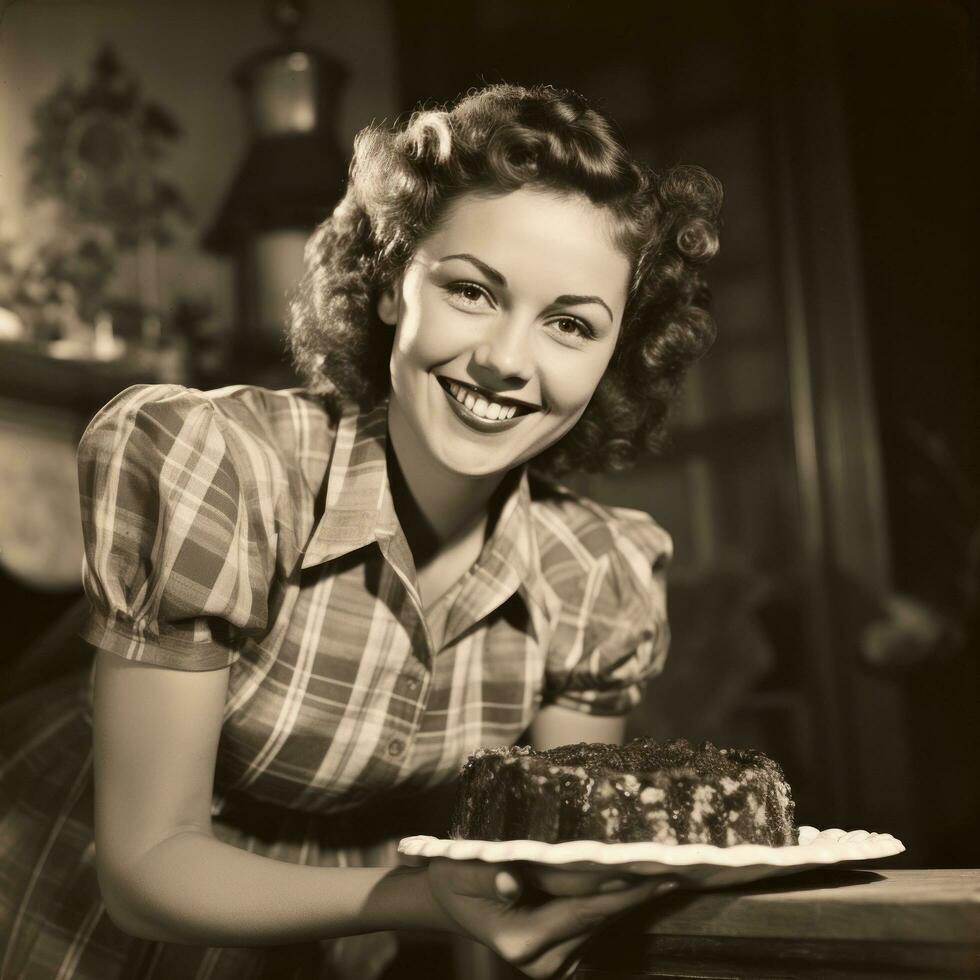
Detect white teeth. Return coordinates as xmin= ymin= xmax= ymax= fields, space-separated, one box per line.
xmin=444 ymin=379 xmax=524 ymax=421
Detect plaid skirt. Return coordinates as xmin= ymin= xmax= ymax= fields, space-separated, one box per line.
xmin=0 ymin=672 xmax=408 ymax=980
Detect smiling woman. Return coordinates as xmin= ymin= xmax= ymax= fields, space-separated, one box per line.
xmin=384 ymin=189 xmax=630 ymax=480
xmin=0 ymin=84 xmax=721 ymax=980
xmin=290 ymin=84 xmax=722 ymax=475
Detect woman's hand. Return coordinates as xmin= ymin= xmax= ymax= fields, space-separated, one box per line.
xmin=425 ymin=858 xmax=678 ymax=979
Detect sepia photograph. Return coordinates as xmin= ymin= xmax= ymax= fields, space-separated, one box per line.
xmin=0 ymin=0 xmax=976 ymax=977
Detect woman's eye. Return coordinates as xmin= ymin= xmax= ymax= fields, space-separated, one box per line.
xmin=550 ymin=316 xmax=595 ymax=342
xmin=445 ymin=281 xmax=492 ymax=306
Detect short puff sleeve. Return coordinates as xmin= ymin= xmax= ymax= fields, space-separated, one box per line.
xmin=77 ymin=385 xmax=276 ymax=670
xmin=542 ymin=508 xmax=672 ymax=716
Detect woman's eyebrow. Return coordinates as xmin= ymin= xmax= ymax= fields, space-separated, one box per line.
xmin=438 ymin=253 xmax=507 ymax=286
xmin=552 ymin=294 xmax=614 ymax=323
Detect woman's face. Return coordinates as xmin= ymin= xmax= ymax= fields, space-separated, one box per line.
xmin=381 ymin=186 xmax=631 ymax=479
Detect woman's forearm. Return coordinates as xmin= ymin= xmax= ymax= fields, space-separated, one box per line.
xmin=101 ymin=828 xmax=451 ymax=946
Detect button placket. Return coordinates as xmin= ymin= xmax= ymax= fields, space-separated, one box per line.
xmin=399 ymin=666 xmax=428 ymax=736
xmin=389 ymin=668 xmax=422 ymax=764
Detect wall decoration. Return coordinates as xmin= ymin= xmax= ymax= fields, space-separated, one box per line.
xmin=0 ymin=47 xmax=191 ymax=365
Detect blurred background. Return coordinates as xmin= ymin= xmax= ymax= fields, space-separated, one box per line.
xmin=0 ymin=0 xmax=976 ymax=919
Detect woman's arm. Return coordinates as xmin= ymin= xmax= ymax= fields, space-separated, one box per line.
xmin=529 ymin=703 xmax=626 ymax=751
xmin=93 ymin=650 xmax=446 ymax=945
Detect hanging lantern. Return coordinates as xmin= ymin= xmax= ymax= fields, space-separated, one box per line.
xmin=204 ymin=0 xmax=348 ymax=382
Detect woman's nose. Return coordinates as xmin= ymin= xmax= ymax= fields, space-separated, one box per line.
xmin=472 ymin=316 xmax=533 ymax=382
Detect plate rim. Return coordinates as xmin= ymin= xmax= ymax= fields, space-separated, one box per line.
xmin=397 ymin=825 xmax=906 ymax=869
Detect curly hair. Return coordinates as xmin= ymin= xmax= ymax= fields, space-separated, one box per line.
xmin=287 ymin=83 xmax=722 ymax=477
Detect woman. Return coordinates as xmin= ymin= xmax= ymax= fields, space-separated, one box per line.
xmin=0 ymin=84 xmax=721 ymax=979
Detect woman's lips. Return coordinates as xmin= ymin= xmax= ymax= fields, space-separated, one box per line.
xmin=437 ymin=378 xmax=534 ymax=433
xmin=440 ymin=376 xmax=540 ymax=414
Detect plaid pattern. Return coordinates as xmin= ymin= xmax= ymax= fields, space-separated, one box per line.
xmin=0 ymin=383 xmax=671 ymax=978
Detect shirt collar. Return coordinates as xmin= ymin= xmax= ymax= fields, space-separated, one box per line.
xmin=300 ymin=399 xmax=394 ymax=568
xmin=300 ymin=398 xmax=555 ymax=633
xmin=441 ymin=468 xmax=560 ymax=648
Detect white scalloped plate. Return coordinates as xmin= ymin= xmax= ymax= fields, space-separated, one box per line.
xmin=398 ymin=827 xmax=905 ymax=892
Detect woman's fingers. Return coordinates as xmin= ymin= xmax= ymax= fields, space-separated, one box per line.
xmin=426 ymin=857 xmax=679 ymax=975
xmin=504 ymin=931 xmax=590 ymax=980
xmin=429 ymin=856 xmax=517 ymax=899
xmin=506 ymin=875 xmax=679 ymax=961
xmin=495 ymin=927 xmax=591 ymax=977
xmin=494 ymin=868 xmax=524 ymax=903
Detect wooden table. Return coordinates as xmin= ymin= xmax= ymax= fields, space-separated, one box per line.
xmin=577 ymin=869 xmax=980 ymax=979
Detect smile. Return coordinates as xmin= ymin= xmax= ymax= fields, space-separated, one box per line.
xmin=436 ymin=376 xmax=540 ymax=432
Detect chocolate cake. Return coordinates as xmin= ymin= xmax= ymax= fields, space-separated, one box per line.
xmin=451 ymin=737 xmax=797 ymax=847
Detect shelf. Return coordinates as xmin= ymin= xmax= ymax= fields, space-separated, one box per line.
xmin=0 ymin=342 xmax=175 ymax=420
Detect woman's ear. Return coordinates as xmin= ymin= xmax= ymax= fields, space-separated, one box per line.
xmin=377 ymin=285 xmax=399 ymax=326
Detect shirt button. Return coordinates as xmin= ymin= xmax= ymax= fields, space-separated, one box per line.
xmin=387 ymin=737 xmax=406 ymax=757
xmin=404 ymin=676 xmax=420 ymax=693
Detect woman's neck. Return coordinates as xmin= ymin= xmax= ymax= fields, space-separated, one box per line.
xmin=386 ymin=408 xmax=511 ymax=570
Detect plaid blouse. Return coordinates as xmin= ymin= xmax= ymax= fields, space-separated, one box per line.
xmin=0 ymin=382 xmax=671 ymax=979
xmin=79 ymin=383 xmax=671 ymax=816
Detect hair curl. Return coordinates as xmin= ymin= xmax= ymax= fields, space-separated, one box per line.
xmin=288 ymin=83 xmax=722 ymax=477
